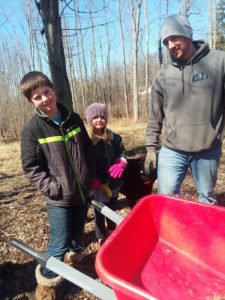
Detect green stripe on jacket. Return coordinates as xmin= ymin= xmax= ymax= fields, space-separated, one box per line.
xmin=38 ymin=127 xmax=81 ymax=144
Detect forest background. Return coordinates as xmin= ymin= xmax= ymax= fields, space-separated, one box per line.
xmin=0 ymin=0 xmax=223 ymax=141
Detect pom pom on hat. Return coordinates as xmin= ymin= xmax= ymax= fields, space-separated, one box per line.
xmin=161 ymin=14 xmax=193 ymax=45
xmin=86 ymin=103 xmax=108 ymax=124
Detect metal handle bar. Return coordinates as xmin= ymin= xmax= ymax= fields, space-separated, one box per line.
xmin=92 ymin=199 xmax=124 ymax=225
xmin=11 ymin=239 xmax=116 ymax=300
xmin=11 ymin=239 xmax=50 ymax=266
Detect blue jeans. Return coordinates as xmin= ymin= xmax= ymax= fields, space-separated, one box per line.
xmin=157 ymin=145 xmax=221 ymax=204
xmin=42 ymin=204 xmax=87 ymax=278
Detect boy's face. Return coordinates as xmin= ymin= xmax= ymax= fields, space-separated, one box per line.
xmin=30 ymin=86 xmax=57 ymax=117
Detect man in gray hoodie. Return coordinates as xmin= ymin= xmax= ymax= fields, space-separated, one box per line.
xmin=144 ymin=14 xmax=225 ymax=204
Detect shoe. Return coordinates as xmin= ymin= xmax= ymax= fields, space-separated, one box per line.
xmin=35 ymin=285 xmax=56 ymax=300
xmin=64 ymin=250 xmax=89 ymax=266
xmin=35 ymin=265 xmax=62 ymax=300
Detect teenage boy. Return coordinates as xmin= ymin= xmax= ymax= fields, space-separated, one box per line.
xmin=20 ymin=71 xmax=95 ymax=300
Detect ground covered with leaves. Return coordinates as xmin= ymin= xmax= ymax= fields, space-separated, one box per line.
xmin=1 ymin=122 xmax=225 ymax=299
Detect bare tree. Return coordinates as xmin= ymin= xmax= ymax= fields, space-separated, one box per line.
xmin=103 ymin=0 xmax=113 ymax=107
xmin=129 ymin=0 xmax=142 ymax=121
xmin=209 ymin=0 xmax=217 ymax=49
xmin=23 ymin=0 xmax=43 ymax=72
xmin=24 ymin=1 xmax=35 ymax=69
xmin=118 ymin=0 xmax=129 ymax=117
xmin=144 ymin=0 xmax=150 ymax=97
xmin=37 ymin=0 xmax=73 ymax=110
xmin=61 ymin=16 xmax=79 ymax=112
xmin=73 ymin=12 xmax=86 ymax=112
xmin=33 ymin=31 xmax=43 ymax=72
xmin=88 ymin=1 xmax=101 ymax=102
xmin=178 ymin=0 xmax=193 ymax=15
xmin=77 ymin=13 xmax=90 ymax=104
xmin=157 ymin=0 xmax=163 ymax=66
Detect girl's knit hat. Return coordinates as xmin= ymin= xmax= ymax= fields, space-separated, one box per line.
xmin=86 ymin=103 xmax=108 ymax=123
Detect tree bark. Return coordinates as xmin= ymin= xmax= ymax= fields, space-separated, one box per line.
xmin=144 ymin=0 xmax=149 ymax=101
xmin=129 ymin=0 xmax=142 ymax=122
xmin=118 ymin=0 xmax=129 ymax=117
xmin=39 ymin=0 xmax=73 ymax=110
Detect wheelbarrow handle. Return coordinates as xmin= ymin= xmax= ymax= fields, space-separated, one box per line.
xmin=11 ymin=239 xmax=50 ymax=267
xmin=11 ymin=239 xmax=116 ymax=300
xmin=92 ymin=200 xmax=124 ymax=225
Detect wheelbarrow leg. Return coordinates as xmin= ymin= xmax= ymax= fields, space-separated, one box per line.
xmin=11 ymin=239 xmax=116 ymax=300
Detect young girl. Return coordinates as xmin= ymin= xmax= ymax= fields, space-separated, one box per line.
xmin=86 ymin=103 xmax=127 ymax=245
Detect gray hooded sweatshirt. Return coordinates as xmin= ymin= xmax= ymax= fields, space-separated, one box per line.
xmin=146 ymin=40 xmax=225 ymax=152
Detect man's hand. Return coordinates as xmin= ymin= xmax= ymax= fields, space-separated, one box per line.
xmin=144 ymin=151 xmax=157 ymax=177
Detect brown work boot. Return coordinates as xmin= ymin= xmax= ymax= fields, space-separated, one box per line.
xmin=64 ymin=250 xmax=89 ymax=267
xmin=35 ymin=285 xmax=56 ymax=300
xmin=35 ymin=265 xmax=63 ymax=300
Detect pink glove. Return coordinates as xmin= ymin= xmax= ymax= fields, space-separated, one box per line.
xmin=91 ymin=178 xmax=102 ymax=189
xmin=108 ymin=160 xmax=127 ymax=178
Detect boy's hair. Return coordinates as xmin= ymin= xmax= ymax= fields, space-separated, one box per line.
xmin=20 ymin=71 xmax=54 ymax=101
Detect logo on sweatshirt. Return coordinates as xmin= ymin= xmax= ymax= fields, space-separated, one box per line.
xmin=192 ymin=73 xmax=208 ymax=82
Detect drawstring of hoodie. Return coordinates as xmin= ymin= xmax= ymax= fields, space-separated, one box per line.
xmin=181 ymin=66 xmax=184 ymax=93
xmin=180 ymin=61 xmax=194 ymax=94
xmin=179 ymin=65 xmax=185 ymax=93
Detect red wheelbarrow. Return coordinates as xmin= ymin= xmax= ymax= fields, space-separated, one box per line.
xmin=12 ymin=195 xmax=225 ymax=300
xmin=96 ymin=195 xmax=225 ymax=300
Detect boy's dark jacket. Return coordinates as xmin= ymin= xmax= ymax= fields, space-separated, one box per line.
xmin=21 ymin=103 xmax=95 ymax=206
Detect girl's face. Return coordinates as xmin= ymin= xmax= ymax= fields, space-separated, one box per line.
xmin=91 ymin=116 xmax=107 ymax=135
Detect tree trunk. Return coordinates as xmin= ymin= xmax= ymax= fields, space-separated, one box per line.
xmin=76 ymin=3 xmax=90 ymax=103
xmin=118 ymin=0 xmax=129 ymax=117
xmin=89 ymin=2 xmax=101 ymax=102
xmin=129 ymin=0 xmax=142 ymax=122
xmin=39 ymin=0 xmax=73 ymax=110
xmin=144 ymin=0 xmax=149 ymax=103
xmin=158 ymin=0 xmax=163 ymax=65
xmin=103 ymin=0 xmax=113 ymax=108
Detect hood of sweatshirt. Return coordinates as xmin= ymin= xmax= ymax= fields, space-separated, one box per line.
xmin=170 ymin=40 xmax=210 ymax=67
xmin=169 ymin=40 xmax=210 ymax=93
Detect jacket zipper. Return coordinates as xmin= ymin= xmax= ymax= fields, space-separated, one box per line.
xmin=104 ymin=141 xmax=111 ymax=185
xmin=59 ymin=126 xmax=86 ymax=204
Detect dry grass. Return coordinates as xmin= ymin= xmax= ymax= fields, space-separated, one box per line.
xmin=108 ymin=118 xmax=146 ymax=149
